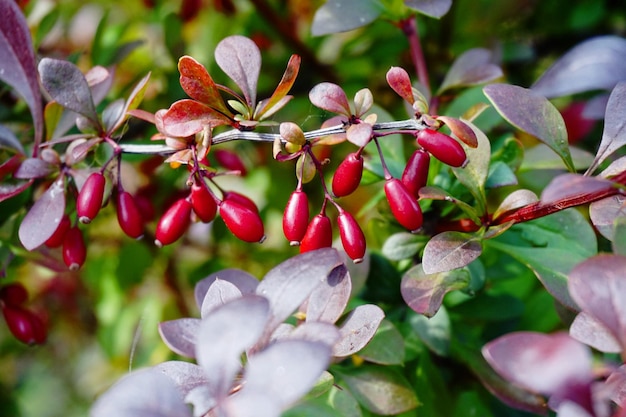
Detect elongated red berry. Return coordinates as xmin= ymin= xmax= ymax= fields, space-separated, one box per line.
xmin=44 ymin=215 xmax=71 ymax=248
xmin=219 ymin=199 xmax=265 ymax=243
xmin=300 ymin=214 xmax=332 ymax=253
xmin=401 ymin=149 xmax=430 ymax=198
xmin=62 ymin=226 xmax=86 ymax=271
xmin=214 ymin=149 xmax=247 ymax=176
xmin=116 ymin=191 xmax=144 ymax=239
xmin=0 ymin=283 xmax=28 ymax=306
xmin=191 ymin=183 xmax=217 ymax=223
xmin=417 ymin=129 xmax=467 ymax=168
xmin=223 ymin=191 xmax=259 ymax=214
xmin=332 ymin=152 xmax=364 ymax=197
xmin=155 ymin=199 xmax=192 ymax=247
xmin=283 ymin=190 xmax=309 ymax=245
xmin=2 ymin=305 xmax=46 ymax=345
xmin=384 ymin=178 xmax=423 ymax=232
xmin=77 ymin=172 xmax=106 ymax=224
xmin=337 ymin=210 xmax=366 ymax=263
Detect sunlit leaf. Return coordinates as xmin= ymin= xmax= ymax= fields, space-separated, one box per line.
xmin=160 ymin=99 xmax=232 ymax=137
xmin=178 ymin=56 xmax=232 ymax=117
xmin=311 ymin=0 xmax=383 ymax=36
xmin=158 ymin=318 xmax=200 ymax=358
xmin=255 ymin=54 xmax=301 ymax=120
xmin=336 ymin=365 xmax=419 ymax=415
xmin=200 ymin=279 xmax=243 ymax=318
xmin=13 ymin=157 xmax=55 ymax=179
xmin=282 ymin=322 xmax=340 ymax=347
xmin=587 ymin=82 xmax=626 ymax=174
xmin=401 ymin=264 xmax=470 ymax=317
xmin=0 ymin=0 xmax=43 ymax=152
xmin=91 ymin=368 xmax=191 ymax=417
xmin=215 ymin=35 xmax=261 ymax=107
xmin=309 ymin=83 xmax=351 ymax=116
xmin=155 ymin=361 xmax=211 ymax=397
xmin=569 ymin=312 xmax=621 ymax=353
xmin=484 ymin=83 xmax=574 ymax=172
xmin=194 ymin=268 xmax=259 ymax=309
xmin=18 ymin=176 xmax=65 ymax=250
xmin=606 ymin=365 xmax=626 ymax=408
xmin=540 ymin=173 xmax=614 ymax=206
xmin=438 ymin=48 xmax=502 ymax=94
xmin=482 ymin=332 xmax=592 ymax=395
xmin=306 ymin=264 xmax=351 ymax=324
xmin=422 ymin=231 xmax=482 ymax=274
xmin=345 ymin=123 xmax=372 ymax=147
xmin=404 ymin=0 xmax=452 ymax=18
xmin=531 ymin=36 xmax=626 ymax=98
xmin=333 ymin=304 xmax=385 ymax=357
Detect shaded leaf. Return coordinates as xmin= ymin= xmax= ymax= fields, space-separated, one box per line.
xmin=0 ymin=180 xmax=32 ymax=203
xmin=587 ymin=82 xmax=626 ymax=174
xmin=336 ymin=365 xmax=419 ymax=415
xmin=484 ymin=84 xmax=574 ymax=172
xmin=482 ymin=332 xmax=592 ymax=395
xmin=200 ymin=279 xmax=242 ymax=318
xmin=493 ymin=189 xmax=538 ymax=221
xmin=255 ymin=54 xmax=301 ymax=120
xmin=568 ymin=254 xmax=626 ymax=350
xmin=160 ymin=99 xmax=232 ymax=137
xmin=401 ymin=264 xmax=470 ymax=317
xmin=102 ymin=99 xmax=125 ymax=133
xmin=194 ymin=268 xmax=259 ymax=309
xmin=589 ymin=195 xmax=626 ymax=241
xmin=215 ymin=35 xmax=261 ymax=107
xmin=540 ymin=173 xmax=614 ymax=206
xmin=386 ymin=67 xmax=415 ymax=105
xmin=306 ymin=264 xmax=351 ymax=324
xmin=333 ymin=304 xmax=385 ymax=357
xmin=381 ymin=232 xmax=426 ymax=261
xmin=531 ymin=36 xmax=626 ymax=98
xmin=405 ymin=0 xmax=452 ymax=18
xmin=438 ymin=48 xmax=503 ymax=94
xmin=158 ymin=318 xmax=200 ymax=358
xmin=600 ymin=155 xmax=626 ymax=178
xmin=18 ymin=176 xmax=65 ymax=250
xmin=486 ymin=161 xmax=517 ymax=188
xmin=436 ymin=116 xmax=478 ymax=147
xmin=311 ymin=0 xmax=383 ymax=36
xmin=519 ymin=144 xmax=594 ymax=172
xmin=13 ymin=157 xmax=55 ymax=179
xmin=613 ymin=216 xmax=626 ymax=256
xmin=422 ymin=231 xmax=482 ymax=274
xmin=108 ymin=72 xmax=151 ymax=133
xmin=155 ymin=361 xmax=211 ymax=397
xmin=309 ymin=83 xmax=351 ymax=116
xmin=178 ymin=56 xmax=232 ymax=117
xmin=0 ymin=0 xmax=43 ymax=151
xmin=569 ymin=312 xmax=621 ymax=353
xmin=90 ymin=368 xmax=191 ymax=417
xmin=0 ymin=124 xmax=24 ymax=154
xmin=38 ymin=58 xmax=99 ymax=124
xmin=407 ymin=307 xmax=451 ymax=356
xmin=358 ymin=319 xmax=405 ymax=365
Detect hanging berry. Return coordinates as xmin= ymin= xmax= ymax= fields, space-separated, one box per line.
xmin=219 ymin=199 xmax=265 ymax=243
xmin=77 ymin=172 xmax=106 ymax=224
xmin=116 ymin=191 xmax=144 ymax=239
xmin=222 ymin=191 xmax=259 ymax=214
xmin=62 ymin=226 xmax=86 ymax=271
xmin=401 ymin=149 xmax=430 ymax=198
xmin=300 ymin=213 xmax=332 ymax=253
xmin=384 ymin=178 xmax=423 ymax=232
xmin=1 ymin=305 xmax=47 ymax=345
xmin=191 ymin=182 xmax=218 ymax=223
xmin=0 ymin=283 xmax=29 ymax=306
xmin=331 ymin=152 xmax=364 ymax=197
xmin=155 ymin=199 xmax=193 ymax=247
xmin=417 ymin=128 xmax=467 ymax=168
xmin=282 ymin=190 xmax=310 ymax=245
xmin=337 ymin=209 xmax=366 ymax=263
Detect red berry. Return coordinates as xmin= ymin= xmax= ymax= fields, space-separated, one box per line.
xmin=384 ymin=178 xmax=423 ymax=232
xmin=401 ymin=149 xmax=430 ymax=198
xmin=2 ymin=305 xmax=46 ymax=345
xmin=337 ymin=210 xmax=366 ymax=263
xmin=77 ymin=172 xmax=106 ymax=224
xmin=0 ymin=283 xmax=28 ymax=306
xmin=283 ymin=190 xmax=310 ymax=245
xmin=63 ymin=226 xmax=86 ymax=271
xmin=332 ymin=152 xmax=364 ymax=197
xmin=417 ymin=129 xmax=467 ymax=168
xmin=300 ymin=214 xmax=332 ymax=254
xmin=44 ymin=215 xmax=71 ymax=248
xmin=223 ymin=191 xmax=259 ymax=214
xmin=191 ymin=182 xmax=217 ymax=223
xmin=155 ymin=199 xmax=192 ymax=247
xmin=214 ymin=149 xmax=247 ymax=176
xmin=219 ymin=199 xmax=265 ymax=243
xmin=116 ymin=191 xmax=144 ymax=239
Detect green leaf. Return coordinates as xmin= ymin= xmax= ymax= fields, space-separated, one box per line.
xmin=613 ymin=216 xmax=626 ymax=257
xmin=485 ymin=161 xmax=517 ymax=188
xmin=358 ymin=319 xmax=405 ymax=365
xmin=381 ymin=232 xmax=427 ymax=261
xmin=311 ymin=0 xmax=384 ymax=36
xmin=484 ymin=83 xmax=574 ymax=172
xmin=407 ymin=307 xmax=451 ymax=356
xmin=413 ymin=351 xmax=454 ymax=417
xmin=336 ymin=365 xmax=419 ymax=415
xmin=308 ymin=384 xmax=362 ymax=417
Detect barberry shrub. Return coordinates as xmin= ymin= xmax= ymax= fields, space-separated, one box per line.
xmin=1 ymin=0 xmax=626 ymax=416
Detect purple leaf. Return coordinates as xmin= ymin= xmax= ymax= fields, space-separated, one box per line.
xmin=214 ymin=36 xmax=261 ymax=107
xmin=200 ymin=279 xmax=242 ymax=318
xmin=401 ymin=264 xmax=470 ymax=317
xmin=196 ymin=295 xmax=270 ymax=399
xmin=346 ymin=123 xmax=373 ymax=147
xmin=283 ymin=322 xmax=340 ymax=347
xmin=532 ymin=36 xmax=626 ymax=98
xmin=184 ymin=385 xmax=217 ymax=416
xmin=482 ymin=332 xmax=592 ymax=395
xmin=243 ymin=340 xmax=332 ymax=408
xmin=219 ymin=390 xmax=281 ymax=417
xmin=311 ymin=0 xmax=383 ymax=36
xmin=606 ymin=365 xmax=626 ymax=408
xmin=155 ymin=361 xmax=211 ymax=397
xmin=194 ymin=268 xmax=258 ymax=309
xmin=0 ymin=180 xmax=32 ymax=203
xmin=309 ymin=83 xmax=351 ymax=116
xmin=589 ymin=196 xmax=626 ymax=241
xmin=18 ymin=176 xmax=65 ymax=250
xmin=333 ymin=304 xmax=385 ymax=357
xmin=422 ymin=231 xmax=482 ymax=274
xmin=255 ymin=248 xmax=342 ymax=336
xmin=404 ymin=0 xmax=452 ymax=18
xmin=158 ymin=318 xmax=200 ymax=358
xmin=569 ymin=312 xmax=621 ymax=353
xmin=568 ymin=254 xmax=626 ymax=351
xmin=540 ymin=173 xmax=614 ymax=206
xmin=13 ymin=157 xmax=55 ymax=179
xmin=588 ymin=82 xmax=626 ymax=174
xmin=160 ymin=99 xmax=232 ymax=137
xmin=555 ymin=401 xmax=594 ymax=417
xmin=102 ymin=99 xmax=126 ymax=133
xmin=90 ymin=368 xmax=191 ymax=417
xmin=438 ymin=48 xmax=502 ymax=93
xmin=38 ymin=58 xmax=99 ymax=124
xmin=484 ymin=84 xmax=574 ymax=172
xmin=0 ymin=124 xmax=24 ymax=154
xmin=0 ymin=0 xmax=43 ymax=153
xmin=306 ymin=264 xmax=351 ymax=324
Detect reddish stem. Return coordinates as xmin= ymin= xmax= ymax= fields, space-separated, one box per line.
xmin=399 ymin=17 xmax=430 ymax=96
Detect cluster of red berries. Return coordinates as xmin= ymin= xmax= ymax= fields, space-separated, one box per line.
xmin=0 ymin=283 xmax=46 ymax=345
